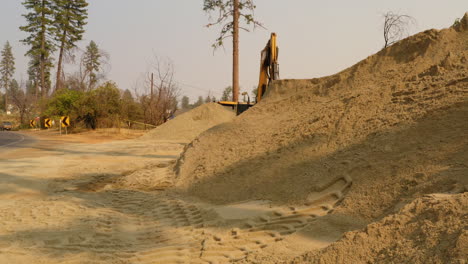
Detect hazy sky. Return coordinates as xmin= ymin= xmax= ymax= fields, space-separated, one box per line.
xmin=0 ymin=1 xmax=466 ymax=101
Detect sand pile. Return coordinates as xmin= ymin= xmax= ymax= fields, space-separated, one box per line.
xmin=176 ymin=13 xmax=467 ymax=203
xmin=292 ymin=193 xmax=468 ymax=264
xmin=141 ymin=103 xmax=235 ymax=142
xmin=116 ymin=103 xmax=235 ymax=190
xmin=172 ymin=13 xmax=467 ymax=262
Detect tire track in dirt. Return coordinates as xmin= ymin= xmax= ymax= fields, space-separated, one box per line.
xmin=194 ymin=175 xmax=353 ymax=263
xmin=0 ymin=171 xmax=351 ymax=263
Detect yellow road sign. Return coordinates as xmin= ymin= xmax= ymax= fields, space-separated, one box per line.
xmin=61 ymin=116 xmax=70 ymax=127
xmin=44 ymin=118 xmax=52 ymax=128
xmin=30 ymin=120 xmax=36 ymax=128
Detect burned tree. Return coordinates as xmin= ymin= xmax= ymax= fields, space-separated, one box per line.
xmin=383 ymin=11 xmax=415 ymax=48
xmin=141 ymin=57 xmax=180 ymax=126
xmin=9 ymin=80 xmax=34 ymax=124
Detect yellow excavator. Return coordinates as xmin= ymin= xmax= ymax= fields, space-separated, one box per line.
xmin=218 ymin=33 xmax=279 ymax=114
xmin=256 ymin=32 xmax=279 ymax=102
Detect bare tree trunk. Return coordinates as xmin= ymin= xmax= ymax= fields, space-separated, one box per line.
xmin=20 ymin=109 xmax=25 ymax=124
xmin=150 ymin=73 xmax=154 ymax=124
xmin=88 ymin=74 xmax=92 ymax=91
xmin=35 ymin=82 xmax=39 ymax=102
xmin=232 ymin=0 xmax=240 ymax=102
xmin=4 ymin=89 xmax=7 ymax=112
xmin=79 ymin=61 xmax=87 ymax=92
xmin=40 ymin=0 xmax=47 ymax=99
xmin=56 ymin=30 xmax=67 ymax=92
xmin=151 ymin=73 xmax=154 ymax=99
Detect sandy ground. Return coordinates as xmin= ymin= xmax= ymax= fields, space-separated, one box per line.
xmin=173 ymin=13 xmax=468 ymax=263
xmin=1 ymin=127 xmax=338 ymax=263
xmin=0 ymin=12 xmax=466 ymax=264
xmin=0 ymin=129 xmax=147 ymax=160
xmin=0 ymin=130 xmax=187 ymax=263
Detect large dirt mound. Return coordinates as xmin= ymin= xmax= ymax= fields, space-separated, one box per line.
xmin=176 ymin=13 xmax=467 ymax=206
xmin=172 ymin=12 xmax=468 ymax=263
xmin=292 ymin=193 xmax=468 ymax=264
xmin=141 ymin=103 xmax=235 ymax=142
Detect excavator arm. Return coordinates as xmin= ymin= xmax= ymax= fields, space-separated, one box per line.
xmin=218 ymin=33 xmax=279 ymax=114
xmin=256 ymin=33 xmax=279 ymax=102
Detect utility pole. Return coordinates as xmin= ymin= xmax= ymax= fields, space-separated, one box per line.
xmin=40 ymin=0 xmax=47 ymax=99
xmin=150 ymin=73 xmax=154 ymax=124
xmin=151 ymin=73 xmax=154 ymax=99
xmin=232 ymin=0 xmax=240 ymax=102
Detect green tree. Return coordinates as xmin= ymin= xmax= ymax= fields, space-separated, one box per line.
xmin=251 ymin=86 xmax=257 ymax=102
xmin=71 ymin=81 xmax=121 ymax=129
xmin=53 ymin=0 xmax=88 ymax=91
xmin=0 ymin=41 xmax=15 ymax=112
xmin=194 ymin=96 xmax=204 ymax=107
xmin=221 ymin=86 xmax=233 ymax=101
xmin=45 ymin=88 xmax=83 ymax=117
xmin=25 ymin=79 xmax=37 ymax=97
xmin=203 ymin=0 xmax=262 ymax=102
xmin=204 ymin=95 xmax=212 ymax=103
xmin=26 ymin=54 xmax=47 ymax=100
xmin=0 ymin=92 xmax=4 ymax=112
xmin=120 ymin=89 xmax=141 ymax=125
xmin=93 ymin=81 xmax=121 ymax=127
xmin=74 ymin=91 xmax=96 ymax=128
xmin=82 ymin=40 xmax=102 ymax=90
xmin=95 ymin=82 xmax=120 ymax=112
xmin=181 ymin=95 xmax=190 ymax=109
xmin=20 ymin=0 xmax=56 ymax=99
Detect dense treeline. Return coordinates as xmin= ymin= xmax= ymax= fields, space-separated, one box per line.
xmin=0 ymin=0 xmax=179 ymax=130
xmin=0 ymin=1 xmax=259 ymax=130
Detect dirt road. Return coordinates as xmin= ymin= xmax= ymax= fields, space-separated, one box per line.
xmin=0 ymin=131 xmax=349 ymax=263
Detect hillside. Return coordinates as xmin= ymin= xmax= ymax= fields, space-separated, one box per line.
xmin=173 ymin=12 xmax=468 ymax=263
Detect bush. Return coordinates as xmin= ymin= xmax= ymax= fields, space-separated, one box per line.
xmin=45 ymin=89 xmax=84 ymax=117
xmin=43 ymin=81 xmax=146 ymax=130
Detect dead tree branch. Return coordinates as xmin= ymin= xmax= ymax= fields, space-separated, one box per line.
xmin=383 ymin=11 xmax=416 ymax=48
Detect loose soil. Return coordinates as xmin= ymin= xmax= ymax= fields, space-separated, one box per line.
xmin=174 ymin=12 xmax=468 ymax=263
xmin=0 ymin=12 xmax=466 ymax=264
xmin=141 ymin=103 xmax=236 ymax=143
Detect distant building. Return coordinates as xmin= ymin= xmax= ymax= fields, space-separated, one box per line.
xmin=6 ymin=104 xmax=14 ymax=115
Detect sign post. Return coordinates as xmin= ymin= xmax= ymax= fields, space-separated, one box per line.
xmin=61 ymin=116 xmax=70 ymax=135
xmin=35 ymin=117 xmax=40 ymax=130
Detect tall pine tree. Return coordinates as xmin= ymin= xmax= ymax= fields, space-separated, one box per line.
xmin=27 ymin=54 xmax=41 ymax=100
xmin=53 ymin=0 xmax=88 ymax=91
xmin=82 ymin=41 xmax=102 ymax=90
xmin=20 ymin=0 xmax=55 ymax=99
xmin=0 ymin=41 xmax=15 ymax=112
xmin=203 ymin=0 xmax=262 ymax=102
xmin=181 ymin=95 xmax=190 ymax=109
